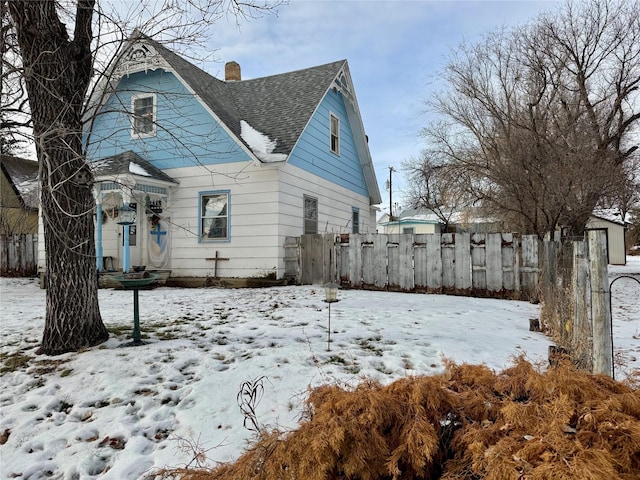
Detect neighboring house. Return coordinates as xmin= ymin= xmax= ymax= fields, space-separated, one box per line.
xmin=377 ymin=208 xmax=503 ymax=235
xmin=0 ymin=154 xmax=38 ymax=235
xmin=586 ymin=209 xmax=629 ymax=265
xmin=378 ymin=207 xmax=628 ymax=266
xmin=377 ymin=210 xmax=443 ymax=234
xmin=73 ymin=33 xmax=381 ymax=279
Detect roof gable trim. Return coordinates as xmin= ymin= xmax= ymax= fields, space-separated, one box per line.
xmin=113 ymin=41 xmax=170 ymax=77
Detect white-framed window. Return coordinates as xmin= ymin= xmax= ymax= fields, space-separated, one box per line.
xmin=351 ymin=208 xmax=360 ymax=234
xmin=131 ymin=93 xmax=156 ymax=137
xmin=199 ymin=191 xmax=229 ymax=241
xmin=330 ymin=113 xmax=340 ymax=155
xmin=304 ymin=195 xmax=318 ymax=234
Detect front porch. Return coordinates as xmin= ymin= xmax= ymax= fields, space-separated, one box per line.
xmin=92 ymin=151 xmax=177 ymax=275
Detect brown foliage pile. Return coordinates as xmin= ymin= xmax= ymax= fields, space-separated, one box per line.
xmin=162 ymin=358 xmax=640 ymax=480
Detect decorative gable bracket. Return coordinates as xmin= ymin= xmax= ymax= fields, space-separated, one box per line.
xmin=113 ymin=41 xmax=171 ymax=78
xmin=333 ymin=68 xmax=356 ymax=109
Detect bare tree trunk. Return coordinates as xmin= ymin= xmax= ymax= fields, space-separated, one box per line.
xmin=8 ymin=0 xmax=108 ymax=354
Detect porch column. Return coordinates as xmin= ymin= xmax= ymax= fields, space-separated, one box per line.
xmin=123 ymin=202 xmax=131 ymax=273
xmin=96 ymin=202 xmax=104 ymax=272
xmin=93 ymin=187 xmax=104 ymax=272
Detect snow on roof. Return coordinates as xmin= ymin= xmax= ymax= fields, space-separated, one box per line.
xmin=401 ymin=213 xmax=442 ymax=223
xmin=1 ymin=155 xmax=39 ymax=209
xmin=592 ymin=208 xmax=629 ymax=225
xmin=129 ymin=162 xmax=151 ymax=176
xmin=240 ymin=120 xmax=287 ymax=163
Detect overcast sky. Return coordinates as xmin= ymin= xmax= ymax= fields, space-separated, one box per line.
xmin=206 ymin=0 xmax=560 ymax=211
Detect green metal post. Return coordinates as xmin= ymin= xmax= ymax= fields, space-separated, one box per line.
xmin=132 ymin=289 xmax=141 ymax=345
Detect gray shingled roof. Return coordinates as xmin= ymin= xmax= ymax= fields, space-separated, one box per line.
xmin=1 ymin=154 xmax=39 ymax=209
xmin=91 ymin=151 xmax=177 ymax=184
xmin=150 ymin=38 xmax=345 ymax=156
xmin=227 ymin=62 xmax=346 ymax=154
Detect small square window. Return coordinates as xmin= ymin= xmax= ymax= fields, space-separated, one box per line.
xmin=200 ymin=192 xmax=229 ymax=240
xmin=131 ymin=94 xmax=156 ymax=137
xmin=330 ymin=113 xmax=340 ymax=155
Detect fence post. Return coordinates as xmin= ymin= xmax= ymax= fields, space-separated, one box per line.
xmin=588 ymin=230 xmax=612 ymax=377
xmin=572 ymin=240 xmax=591 ymax=368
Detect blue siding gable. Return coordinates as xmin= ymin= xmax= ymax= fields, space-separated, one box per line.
xmin=288 ymin=89 xmax=369 ymax=197
xmin=87 ymin=69 xmax=251 ymax=168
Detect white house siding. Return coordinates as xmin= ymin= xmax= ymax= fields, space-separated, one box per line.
xmin=380 ymin=222 xmax=441 ymax=235
xmin=37 ymin=212 xmax=45 ymax=273
xmin=586 ymin=216 xmax=626 ymax=265
xmin=157 ymin=161 xmax=374 ymax=279
xmin=277 ymin=162 xmax=376 ymax=238
xmin=165 ymin=161 xmax=281 ymax=278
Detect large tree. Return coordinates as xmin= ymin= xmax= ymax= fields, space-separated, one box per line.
xmin=410 ymin=0 xmax=639 ymax=239
xmin=4 ymin=0 xmax=279 ymax=354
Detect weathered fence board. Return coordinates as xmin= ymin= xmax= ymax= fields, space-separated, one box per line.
xmin=387 ymin=234 xmax=400 ymax=289
xmin=300 ymin=234 xmax=336 ymax=285
xmin=500 ymin=233 xmax=515 ymax=291
xmin=284 ymin=236 xmax=300 ymax=283
xmin=521 ymin=235 xmax=539 ymax=288
xmin=441 ymin=233 xmax=455 ymax=289
xmin=455 ymin=233 xmax=471 ymax=291
xmin=425 ymin=233 xmax=442 ymax=291
xmin=471 ymin=233 xmax=486 ymax=290
xmin=572 ymin=241 xmax=589 ymax=347
xmin=486 ymin=234 xmax=503 ymax=292
xmin=347 ymin=234 xmax=361 ymax=288
xmin=398 ymin=234 xmax=414 ymax=291
xmin=361 ymin=233 xmax=387 ymax=289
xmin=0 ymin=234 xmax=38 ymax=277
xmin=414 ymin=236 xmax=428 ymax=289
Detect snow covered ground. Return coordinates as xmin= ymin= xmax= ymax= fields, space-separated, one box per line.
xmin=1 ymin=257 xmax=638 ymax=480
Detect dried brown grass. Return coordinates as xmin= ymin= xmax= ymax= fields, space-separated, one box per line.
xmin=159 ymin=358 xmax=640 ymax=480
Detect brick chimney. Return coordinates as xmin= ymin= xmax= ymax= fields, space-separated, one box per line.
xmin=225 ymin=61 xmax=241 ymax=81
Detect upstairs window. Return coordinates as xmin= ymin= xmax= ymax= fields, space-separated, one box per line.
xmin=330 ymin=113 xmax=340 ymax=155
xmin=304 ymin=195 xmax=318 ymax=234
xmin=200 ymin=192 xmax=229 ymax=241
xmin=131 ymin=94 xmax=156 ymax=137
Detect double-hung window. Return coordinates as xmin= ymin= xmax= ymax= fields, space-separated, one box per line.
xmin=131 ymin=94 xmax=156 ymax=137
xmin=304 ymin=195 xmax=318 ymax=234
xmin=200 ymin=192 xmax=229 ymax=241
xmin=330 ymin=113 xmax=340 ymax=155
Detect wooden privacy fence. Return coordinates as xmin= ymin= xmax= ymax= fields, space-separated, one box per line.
xmin=286 ymin=233 xmax=541 ymax=299
xmin=0 ymin=234 xmax=38 ymax=277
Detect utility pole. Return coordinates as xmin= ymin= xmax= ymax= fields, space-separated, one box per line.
xmin=388 ymin=166 xmax=395 ymax=221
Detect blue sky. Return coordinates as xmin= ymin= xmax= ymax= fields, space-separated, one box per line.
xmin=207 ymin=0 xmax=559 ymax=211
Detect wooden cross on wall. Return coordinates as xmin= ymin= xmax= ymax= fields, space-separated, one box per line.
xmin=205 ymin=251 xmax=229 ymax=278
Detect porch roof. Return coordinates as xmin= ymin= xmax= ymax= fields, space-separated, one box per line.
xmin=91 ymin=151 xmax=178 ymax=186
